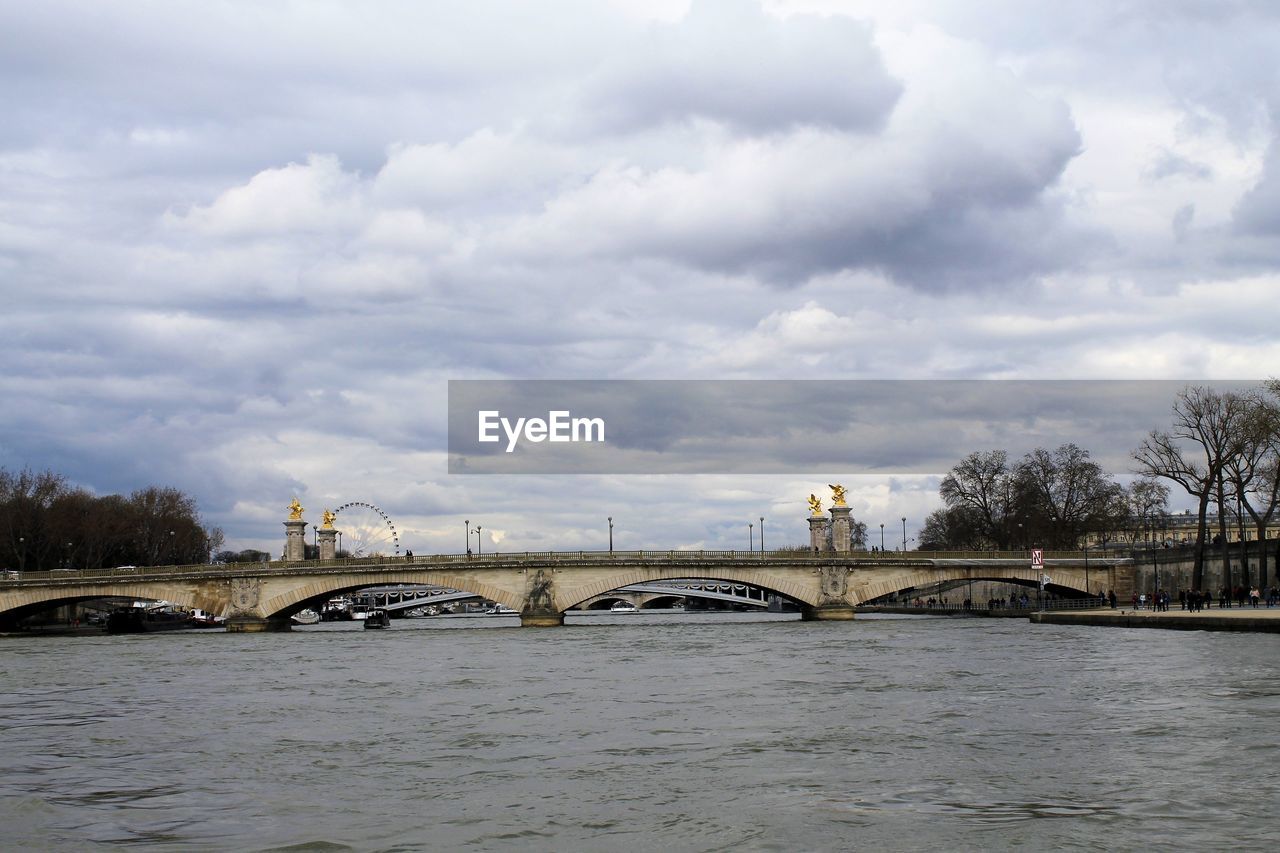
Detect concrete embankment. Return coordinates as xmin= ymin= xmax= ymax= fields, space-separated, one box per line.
xmin=857 ymin=605 xmax=1028 ymax=619
xmin=1030 ymin=608 xmax=1280 ymax=633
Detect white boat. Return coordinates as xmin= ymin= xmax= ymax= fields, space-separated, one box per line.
xmin=485 ymin=603 xmax=518 ymax=615
xmin=292 ymin=609 xmax=321 ymax=625
xmin=609 ymin=601 xmax=638 ymax=613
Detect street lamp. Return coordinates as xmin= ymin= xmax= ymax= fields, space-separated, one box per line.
xmin=608 ymin=516 xmax=613 ymax=552
xmin=465 ymin=519 xmax=470 ymax=557
xmin=749 ymin=522 xmax=754 ymax=552
xmin=17 ymin=536 xmax=24 ymax=573
xmin=312 ymin=525 xmax=317 ymax=561
xmin=1083 ymin=542 xmax=1090 ymax=599
xmin=760 ymin=517 xmax=765 ymax=552
xmin=880 ymin=523 xmax=884 ymax=552
xmin=901 ymin=517 xmax=907 ymax=553
xmin=169 ymin=530 xmax=176 ymax=565
xmin=338 ymin=531 xmax=343 ymax=557
xmin=475 ymin=525 xmax=482 ymax=557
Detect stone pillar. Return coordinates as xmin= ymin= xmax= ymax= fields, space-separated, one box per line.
xmin=318 ymin=528 xmax=337 ymax=561
xmin=802 ymin=604 xmax=856 ymax=620
xmin=521 ymin=567 xmax=564 ymax=627
xmin=284 ymin=519 xmax=307 ymax=561
xmin=225 ymin=615 xmax=293 ymax=632
xmin=808 ymin=516 xmax=831 ymax=554
xmin=829 ymin=505 xmax=853 ymax=553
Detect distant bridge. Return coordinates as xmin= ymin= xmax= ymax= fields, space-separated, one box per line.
xmin=362 ymin=579 xmax=773 ymax=612
xmin=0 ymin=549 xmax=1134 ymax=631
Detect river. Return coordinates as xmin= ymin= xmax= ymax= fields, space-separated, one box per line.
xmin=2 ymin=612 xmax=1278 ymax=851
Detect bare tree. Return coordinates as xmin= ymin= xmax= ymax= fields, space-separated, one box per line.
xmin=918 ymin=505 xmax=988 ymax=550
xmin=1133 ymin=386 xmax=1253 ymax=590
xmin=1226 ymin=386 xmax=1280 ymax=587
xmin=1126 ymin=477 xmax=1171 ymax=545
xmin=1015 ymin=443 xmax=1124 ymax=549
xmin=939 ymin=451 xmax=1016 ymax=549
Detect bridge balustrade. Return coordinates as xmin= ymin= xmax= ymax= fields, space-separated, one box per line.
xmin=0 ymin=548 xmax=1130 ymax=586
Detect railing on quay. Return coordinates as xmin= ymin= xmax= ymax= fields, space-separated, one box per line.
xmin=0 ymin=548 xmax=1132 ymax=585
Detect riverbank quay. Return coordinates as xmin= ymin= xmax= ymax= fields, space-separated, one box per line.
xmin=857 ymin=605 xmax=1030 ymax=618
xmin=1031 ymin=607 xmax=1280 ymax=633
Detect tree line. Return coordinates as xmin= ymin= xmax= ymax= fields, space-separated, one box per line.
xmin=0 ymin=468 xmax=224 ymax=571
xmin=919 ymin=382 xmax=1280 ymax=590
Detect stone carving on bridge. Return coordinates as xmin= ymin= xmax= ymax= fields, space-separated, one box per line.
xmin=229 ymin=577 xmax=263 ymax=614
xmin=526 ymin=568 xmax=555 ymax=613
xmin=818 ymin=564 xmax=848 ymax=603
xmin=288 ymin=498 xmax=304 ymax=521
xmin=828 ymin=484 xmax=848 ymax=507
xmin=320 ymin=509 xmax=336 ymax=529
xmin=808 ymin=494 xmax=823 ymax=516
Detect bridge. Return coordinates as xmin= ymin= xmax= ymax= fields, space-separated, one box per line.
xmin=0 ymin=550 xmax=1134 ymax=631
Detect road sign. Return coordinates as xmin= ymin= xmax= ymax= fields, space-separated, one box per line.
xmin=1031 ymin=548 xmax=1043 ymax=568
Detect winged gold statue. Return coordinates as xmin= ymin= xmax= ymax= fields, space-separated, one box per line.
xmin=807 ymin=493 xmax=823 ymax=516
xmin=828 ymin=484 xmax=848 ymax=507
xmin=321 ymin=509 xmax=336 ymax=529
xmin=288 ymin=497 xmax=304 ymax=520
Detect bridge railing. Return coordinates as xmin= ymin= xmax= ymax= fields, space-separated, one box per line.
xmin=0 ymin=548 xmax=1131 ymax=585
xmin=863 ymin=597 xmax=1111 ymax=614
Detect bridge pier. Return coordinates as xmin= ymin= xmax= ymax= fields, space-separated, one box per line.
xmin=520 ymin=611 xmax=565 ymax=627
xmin=225 ymin=616 xmax=293 ymax=633
xmin=802 ymin=604 xmax=856 ymax=621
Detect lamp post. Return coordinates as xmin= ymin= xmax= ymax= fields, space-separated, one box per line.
xmin=475 ymin=525 xmax=482 ymax=557
xmin=760 ymin=517 xmax=765 ymax=552
xmin=608 ymin=516 xmax=613 ymax=552
xmin=338 ymin=531 xmax=343 ymax=557
xmin=901 ymin=517 xmax=907 ymax=553
xmin=1083 ymin=542 xmax=1090 ymax=599
xmin=312 ymin=525 xmax=317 ymax=561
xmin=749 ymin=522 xmax=754 ymax=552
xmin=465 ymin=519 xmax=470 ymax=557
xmin=879 ymin=523 xmax=884 ymax=552
xmin=17 ymin=536 xmax=24 ymax=573
xmin=64 ymin=541 xmax=71 ymax=570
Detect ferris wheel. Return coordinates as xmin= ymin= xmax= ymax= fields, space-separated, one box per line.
xmin=333 ymin=501 xmax=400 ymax=558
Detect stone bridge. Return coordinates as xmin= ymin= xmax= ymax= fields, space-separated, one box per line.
xmin=0 ymin=550 xmax=1134 ymax=631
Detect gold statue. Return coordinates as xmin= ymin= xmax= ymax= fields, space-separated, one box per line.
xmin=808 ymin=494 xmax=823 ymax=516
xmin=828 ymin=484 xmax=848 ymax=507
xmin=321 ymin=509 xmax=336 ymax=529
xmin=288 ymin=497 xmax=304 ymax=520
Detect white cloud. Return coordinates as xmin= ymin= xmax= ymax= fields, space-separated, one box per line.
xmin=3 ymin=0 xmax=1280 ymax=553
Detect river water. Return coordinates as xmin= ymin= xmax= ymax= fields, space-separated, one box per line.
xmin=2 ymin=612 xmax=1278 ymax=851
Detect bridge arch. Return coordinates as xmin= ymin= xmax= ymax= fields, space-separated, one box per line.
xmin=555 ymin=566 xmax=817 ymax=612
xmin=259 ymin=570 xmax=524 ymax=620
xmin=0 ymin=583 xmax=213 ymax=628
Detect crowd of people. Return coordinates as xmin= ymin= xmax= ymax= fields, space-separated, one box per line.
xmin=1130 ymin=586 xmax=1279 ymax=611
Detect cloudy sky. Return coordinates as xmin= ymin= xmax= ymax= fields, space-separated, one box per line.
xmin=2 ymin=0 xmax=1277 ymax=555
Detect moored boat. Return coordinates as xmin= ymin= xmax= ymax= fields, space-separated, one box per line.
xmin=291 ymin=609 xmax=321 ymax=625
xmin=609 ymin=601 xmax=638 ymax=613
xmin=364 ymin=609 xmax=392 ymax=629
xmin=484 ymin=603 xmax=518 ymax=615
xmin=106 ymin=606 xmax=219 ymax=634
